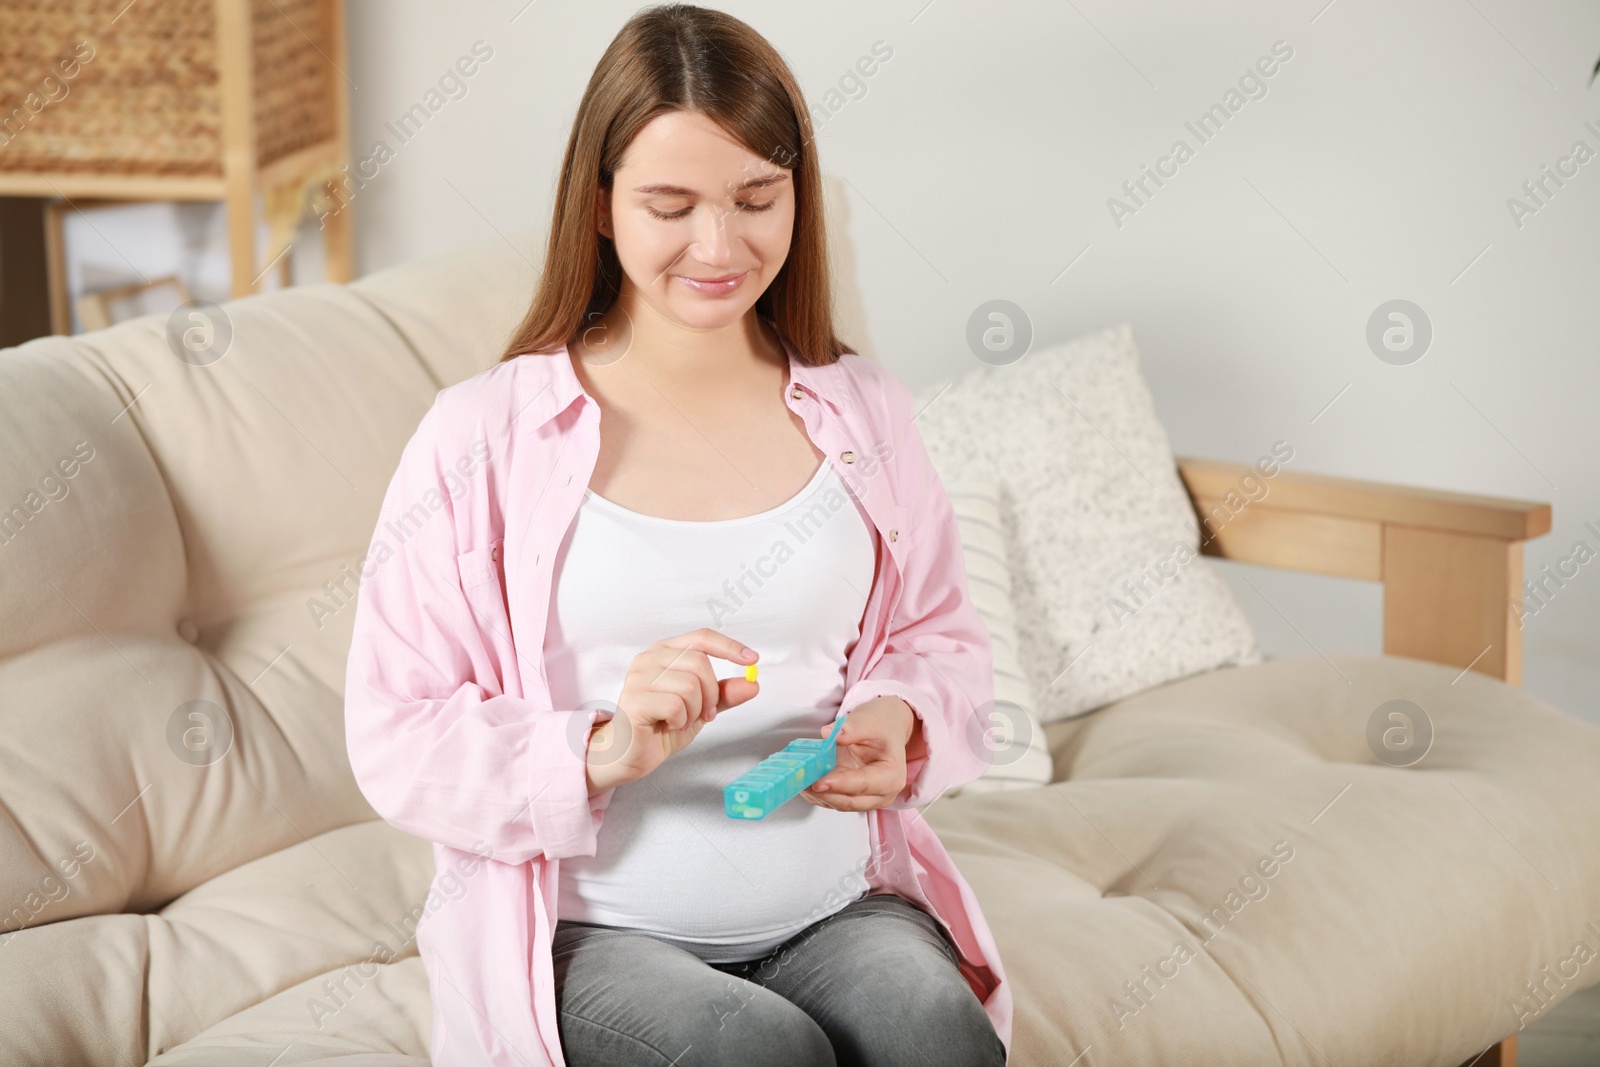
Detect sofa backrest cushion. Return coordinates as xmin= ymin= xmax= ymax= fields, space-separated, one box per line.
xmin=0 ymin=236 xmax=534 ymax=924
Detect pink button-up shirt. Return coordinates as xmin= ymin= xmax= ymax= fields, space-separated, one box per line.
xmin=344 ymin=332 xmax=1012 ymax=1066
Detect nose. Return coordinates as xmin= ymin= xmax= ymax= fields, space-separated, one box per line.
xmin=692 ymin=201 xmax=735 ymax=266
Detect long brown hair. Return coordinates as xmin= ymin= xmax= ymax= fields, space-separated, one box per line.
xmin=496 ymin=3 xmax=848 ymax=367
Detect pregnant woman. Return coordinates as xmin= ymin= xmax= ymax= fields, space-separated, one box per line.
xmin=344 ymin=5 xmax=1010 ymax=1065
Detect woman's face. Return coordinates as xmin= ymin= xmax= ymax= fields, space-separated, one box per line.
xmin=599 ymin=109 xmax=795 ymax=333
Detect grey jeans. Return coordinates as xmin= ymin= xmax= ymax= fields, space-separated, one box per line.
xmin=552 ymin=892 xmax=1007 ymax=1066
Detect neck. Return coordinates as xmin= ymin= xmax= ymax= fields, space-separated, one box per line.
xmin=590 ymin=282 xmax=783 ymax=389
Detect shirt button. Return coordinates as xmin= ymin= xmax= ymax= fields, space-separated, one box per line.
xmin=790 ymin=387 xmax=804 ymax=400
xmin=490 ymin=546 xmax=501 ymax=562
xmin=889 ymin=529 xmax=899 ymax=542
xmin=841 ymin=450 xmax=855 ymax=463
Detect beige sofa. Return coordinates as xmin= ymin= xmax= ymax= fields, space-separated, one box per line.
xmin=3 ymin=236 xmax=1596 ymax=1067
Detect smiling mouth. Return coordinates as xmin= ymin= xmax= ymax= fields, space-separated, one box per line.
xmin=675 ymin=271 xmax=750 ymax=294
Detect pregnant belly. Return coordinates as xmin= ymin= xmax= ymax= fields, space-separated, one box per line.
xmin=556 ymin=753 xmax=873 ymax=943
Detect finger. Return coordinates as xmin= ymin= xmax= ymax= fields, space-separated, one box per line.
xmin=636 ymin=689 xmax=691 ymax=732
xmin=716 ymin=675 xmax=759 ymax=714
xmin=661 ymin=628 xmax=759 ymax=675
xmin=812 ymin=763 xmax=899 ymax=797
xmin=822 ymin=717 xmax=879 ymax=751
xmin=646 ymin=646 xmax=718 ymax=721
xmin=802 ymin=786 xmax=890 ymax=812
xmin=657 ymin=634 xmax=758 ymax=715
xmin=650 ymin=668 xmax=705 ymax=724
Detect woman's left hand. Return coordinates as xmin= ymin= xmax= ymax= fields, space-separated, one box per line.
xmin=801 ymin=696 xmax=921 ymax=812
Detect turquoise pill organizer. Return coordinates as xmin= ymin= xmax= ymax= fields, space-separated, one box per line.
xmin=723 ymin=715 xmax=847 ymax=820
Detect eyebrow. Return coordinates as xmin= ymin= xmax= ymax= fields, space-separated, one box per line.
xmin=631 ymin=174 xmax=790 ymax=196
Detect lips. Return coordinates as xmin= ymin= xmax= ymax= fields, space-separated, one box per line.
xmin=676 ymin=270 xmax=749 ymax=295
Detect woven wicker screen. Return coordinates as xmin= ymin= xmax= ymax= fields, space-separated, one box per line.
xmin=0 ymin=0 xmax=338 ymax=177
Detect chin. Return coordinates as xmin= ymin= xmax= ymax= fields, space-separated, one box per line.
xmin=666 ymin=297 xmax=757 ymax=331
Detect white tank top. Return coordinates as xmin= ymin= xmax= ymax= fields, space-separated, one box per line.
xmin=547 ymin=458 xmax=877 ymax=963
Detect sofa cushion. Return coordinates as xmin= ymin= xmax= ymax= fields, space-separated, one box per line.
xmin=1 ymin=820 xmax=434 ymax=1065
xmin=929 ymin=653 xmax=1600 ymax=1066
xmin=912 ymin=323 xmax=1262 ymax=721
xmin=0 ymin=235 xmax=538 ymax=1063
xmin=0 ymin=236 xmax=535 ymax=912
xmin=146 ymin=956 xmax=432 ymax=1066
xmin=117 ymin=653 xmax=1600 ymax=1066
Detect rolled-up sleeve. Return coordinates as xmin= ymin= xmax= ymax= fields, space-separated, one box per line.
xmin=343 ymin=398 xmax=609 ymax=864
xmin=838 ymin=374 xmax=995 ymax=809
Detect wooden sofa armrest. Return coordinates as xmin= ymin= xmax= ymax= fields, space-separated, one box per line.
xmin=1176 ymin=455 xmax=1552 ymax=686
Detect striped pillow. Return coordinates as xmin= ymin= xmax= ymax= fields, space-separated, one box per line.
xmin=941 ymin=478 xmax=1054 ymax=794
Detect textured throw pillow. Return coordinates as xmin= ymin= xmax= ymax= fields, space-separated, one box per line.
xmin=940 ymin=478 xmax=1054 ymax=795
xmin=912 ymin=322 xmax=1262 ymax=721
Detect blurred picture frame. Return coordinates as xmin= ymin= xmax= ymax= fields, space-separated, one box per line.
xmin=74 ymin=274 xmax=193 ymax=332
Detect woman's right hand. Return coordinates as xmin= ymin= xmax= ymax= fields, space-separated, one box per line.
xmin=585 ymin=628 xmax=759 ymax=796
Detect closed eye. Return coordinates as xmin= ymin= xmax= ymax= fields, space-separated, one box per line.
xmin=646 ymin=201 xmax=776 ymax=221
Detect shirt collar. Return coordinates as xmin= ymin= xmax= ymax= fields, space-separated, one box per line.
xmin=515 ymin=322 xmax=844 ymax=433
xmin=777 ymin=329 xmax=844 ymax=410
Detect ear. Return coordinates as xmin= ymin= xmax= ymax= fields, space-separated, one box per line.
xmin=595 ymin=186 xmax=612 ymax=237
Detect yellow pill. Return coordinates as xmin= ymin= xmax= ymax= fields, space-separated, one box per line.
xmin=745 ymin=664 xmax=759 ymax=683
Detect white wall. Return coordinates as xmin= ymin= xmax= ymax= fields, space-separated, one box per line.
xmin=59 ymin=0 xmax=1600 ymax=721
